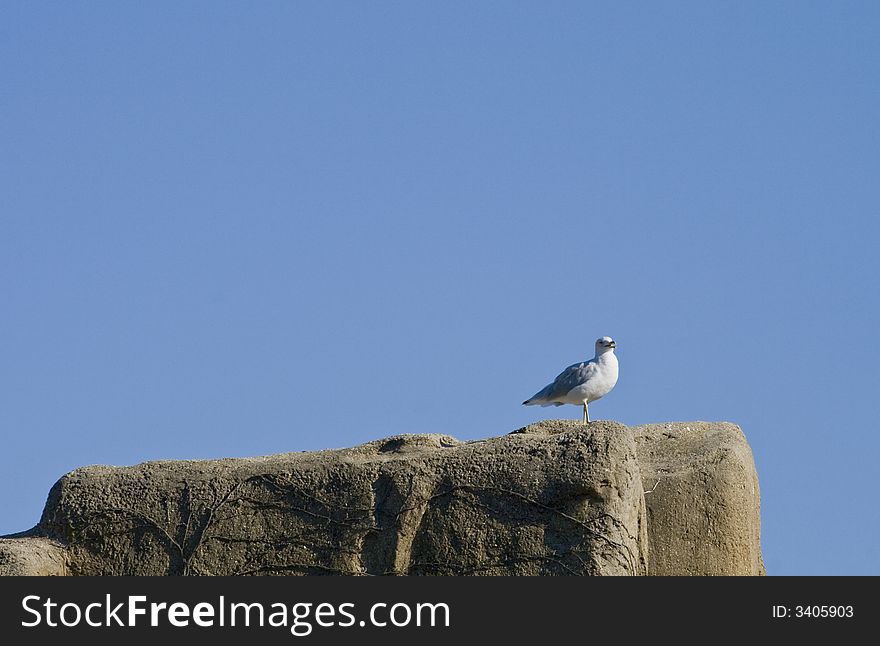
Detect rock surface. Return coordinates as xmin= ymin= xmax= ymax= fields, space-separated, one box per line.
xmin=0 ymin=536 xmax=67 ymax=576
xmin=633 ymin=422 xmax=765 ymax=576
xmin=1 ymin=421 xmax=763 ymax=576
xmin=32 ymin=421 xmax=647 ymax=575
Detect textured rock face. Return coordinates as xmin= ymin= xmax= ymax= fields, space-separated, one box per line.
xmin=34 ymin=421 xmax=647 ymax=576
xmin=1 ymin=421 xmax=763 ymax=576
xmin=0 ymin=536 xmax=67 ymax=576
xmin=633 ymin=422 xmax=765 ymax=576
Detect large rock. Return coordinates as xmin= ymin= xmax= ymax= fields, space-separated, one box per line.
xmin=1 ymin=421 xmax=764 ymax=576
xmin=34 ymin=421 xmax=648 ymax=575
xmin=633 ymin=422 xmax=765 ymax=575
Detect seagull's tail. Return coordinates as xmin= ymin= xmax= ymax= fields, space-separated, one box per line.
xmin=523 ymin=382 xmax=565 ymax=407
xmin=522 ymin=397 xmax=564 ymax=407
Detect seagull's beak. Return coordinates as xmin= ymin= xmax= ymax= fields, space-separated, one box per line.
xmin=609 ymin=342 xmax=616 ymax=348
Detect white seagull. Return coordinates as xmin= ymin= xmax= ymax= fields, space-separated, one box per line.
xmin=523 ymin=336 xmax=619 ymax=425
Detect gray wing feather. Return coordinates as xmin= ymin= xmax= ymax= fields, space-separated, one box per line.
xmin=524 ymin=360 xmax=597 ymax=405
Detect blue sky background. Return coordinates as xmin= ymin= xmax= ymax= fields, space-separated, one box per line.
xmin=2 ymin=2 xmax=878 ymax=575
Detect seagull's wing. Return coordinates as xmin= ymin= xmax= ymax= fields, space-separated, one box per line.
xmin=523 ymin=360 xmax=597 ymax=406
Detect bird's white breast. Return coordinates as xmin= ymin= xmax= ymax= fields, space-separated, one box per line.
xmin=565 ymin=353 xmax=618 ymax=404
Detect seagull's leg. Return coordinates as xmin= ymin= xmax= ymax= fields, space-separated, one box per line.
xmin=583 ymin=403 xmax=589 ymax=425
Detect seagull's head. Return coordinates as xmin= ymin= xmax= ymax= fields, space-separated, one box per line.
xmin=596 ymin=336 xmax=616 ymax=354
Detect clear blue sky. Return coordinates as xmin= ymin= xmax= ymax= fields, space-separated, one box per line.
xmin=2 ymin=2 xmax=878 ymax=575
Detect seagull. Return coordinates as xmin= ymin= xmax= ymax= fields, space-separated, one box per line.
xmin=522 ymin=336 xmax=619 ymax=425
